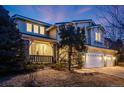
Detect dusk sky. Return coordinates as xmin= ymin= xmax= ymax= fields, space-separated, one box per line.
xmin=4 ymin=5 xmax=105 ymax=24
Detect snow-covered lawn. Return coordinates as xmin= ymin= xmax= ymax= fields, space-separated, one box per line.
xmin=1 ymin=68 xmax=124 ymax=87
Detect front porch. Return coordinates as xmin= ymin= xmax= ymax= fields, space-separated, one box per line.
xmin=22 ymin=34 xmax=57 ymax=63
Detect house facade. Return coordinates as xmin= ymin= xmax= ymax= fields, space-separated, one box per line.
xmin=13 ymin=15 xmax=117 ymax=68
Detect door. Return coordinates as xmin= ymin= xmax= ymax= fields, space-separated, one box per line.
xmin=85 ymin=53 xmax=104 ymax=68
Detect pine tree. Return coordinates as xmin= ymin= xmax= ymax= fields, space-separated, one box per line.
xmin=0 ymin=6 xmax=26 ymax=73
xmin=59 ymin=24 xmax=86 ymax=70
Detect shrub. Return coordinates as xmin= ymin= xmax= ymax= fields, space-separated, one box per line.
xmin=50 ymin=63 xmax=67 ymax=71
xmin=77 ymin=61 xmax=84 ymax=69
xmin=24 ymin=63 xmax=44 ymax=72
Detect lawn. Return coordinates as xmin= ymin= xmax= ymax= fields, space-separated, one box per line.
xmin=0 ymin=68 xmax=124 ymax=87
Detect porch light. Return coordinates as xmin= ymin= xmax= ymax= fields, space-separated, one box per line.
xmin=112 ymin=57 xmax=116 ymax=60
xmin=104 ymin=56 xmax=107 ymax=60
xmin=99 ymin=56 xmax=102 ymax=60
xmin=82 ymin=55 xmax=85 ymax=58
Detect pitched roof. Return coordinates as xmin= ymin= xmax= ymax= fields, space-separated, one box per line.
xmin=12 ymin=14 xmax=52 ymax=26
xmin=55 ymin=19 xmax=96 ymax=25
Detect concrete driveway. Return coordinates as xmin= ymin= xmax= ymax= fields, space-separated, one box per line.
xmin=92 ymin=66 xmax=124 ymax=79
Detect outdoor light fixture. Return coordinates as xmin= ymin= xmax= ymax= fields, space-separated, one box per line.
xmin=82 ymin=55 xmax=85 ymax=58
xmin=99 ymin=56 xmax=102 ymax=60
xmin=112 ymin=57 xmax=116 ymax=60
xmin=104 ymin=56 xmax=107 ymax=60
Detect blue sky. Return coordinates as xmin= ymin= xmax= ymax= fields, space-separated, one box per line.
xmin=4 ymin=5 xmax=103 ymax=24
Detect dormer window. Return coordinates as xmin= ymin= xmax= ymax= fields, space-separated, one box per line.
xmin=27 ymin=23 xmax=32 ymax=32
xmin=95 ymin=32 xmax=101 ymax=42
xmin=40 ymin=26 xmax=45 ymax=35
xmin=34 ymin=24 xmax=38 ymax=33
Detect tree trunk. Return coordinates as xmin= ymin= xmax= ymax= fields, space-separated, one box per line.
xmin=68 ymin=46 xmax=72 ymax=71
xmin=77 ymin=52 xmax=83 ymax=69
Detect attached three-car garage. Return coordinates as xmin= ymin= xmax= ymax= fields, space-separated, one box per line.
xmin=84 ymin=46 xmax=117 ymax=68
xmin=84 ymin=53 xmax=116 ymax=68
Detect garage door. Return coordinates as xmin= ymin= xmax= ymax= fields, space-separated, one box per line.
xmin=105 ymin=55 xmax=114 ymax=67
xmin=84 ymin=53 xmax=104 ymax=68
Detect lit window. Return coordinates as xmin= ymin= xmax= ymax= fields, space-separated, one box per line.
xmin=27 ymin=23 xmax=32 ymax=32
xmin=34 ymin=24 xmax=38 ymax=33
xmin=95 ymin=32 xmax=101 ymax=41
xmin=40 ymin=26 xmax=45 ymax=35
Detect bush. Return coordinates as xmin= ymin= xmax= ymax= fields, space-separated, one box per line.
xmin=50 ymin=63 xmax=67 ymax=71
xmin=77 ymin=61 xmax=84 ymax=69
xmin=24 ymin=63 xmax=44 ymax=72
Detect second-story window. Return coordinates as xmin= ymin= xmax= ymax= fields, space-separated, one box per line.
xmin=95 ymin=32 xmax=101 ymax=42
xmin=34 ymin=24 xmax=38 ymax=33
xmin=27 ymin=23 xmax=32 ymax=32
xmin=40 ymin=26 xmax=45 ymax=35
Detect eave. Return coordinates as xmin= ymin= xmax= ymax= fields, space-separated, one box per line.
xmin=21 ymin=34 xmax=57 ymax=43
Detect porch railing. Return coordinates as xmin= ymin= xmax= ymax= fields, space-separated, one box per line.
xmin=29 ymin=55 xmax=53 ymax=63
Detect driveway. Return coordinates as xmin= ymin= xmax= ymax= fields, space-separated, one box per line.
xmin=92 ymin=66 xmax=124 ymax=79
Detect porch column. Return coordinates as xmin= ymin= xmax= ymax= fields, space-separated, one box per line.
xmin=23 ymin=40 xmax=30 ymax=63
xmin=53 ymin=43 xmax=58 ymax=63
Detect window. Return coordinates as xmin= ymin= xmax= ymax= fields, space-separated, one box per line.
xmin=26 ymin=23 xmax=32 ymax=32
xmin=95 ymin=32 xmax=101 ymax=41
xmin=40 ymin=26 xmax=45 ymax=35
xmin=34 ymin=24 xmax=38 ymax=33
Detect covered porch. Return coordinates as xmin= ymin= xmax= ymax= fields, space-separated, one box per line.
xmin=22 ymin=34 xmax=57 ymax=63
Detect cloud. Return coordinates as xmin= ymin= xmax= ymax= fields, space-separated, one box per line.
xmin=77 ymin=7 xmax=92 ymax=15
xmin=34 ymin=6 xmax=68 ymax=23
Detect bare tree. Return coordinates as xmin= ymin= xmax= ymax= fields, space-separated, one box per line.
xmin=96 ymin=6 xmax=124 ymax=40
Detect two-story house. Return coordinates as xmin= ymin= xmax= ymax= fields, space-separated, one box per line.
xmin=47 ymin=20 xmax=117 ymax=68
xmin=13 ymin=14 xmax=117 ymax=68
